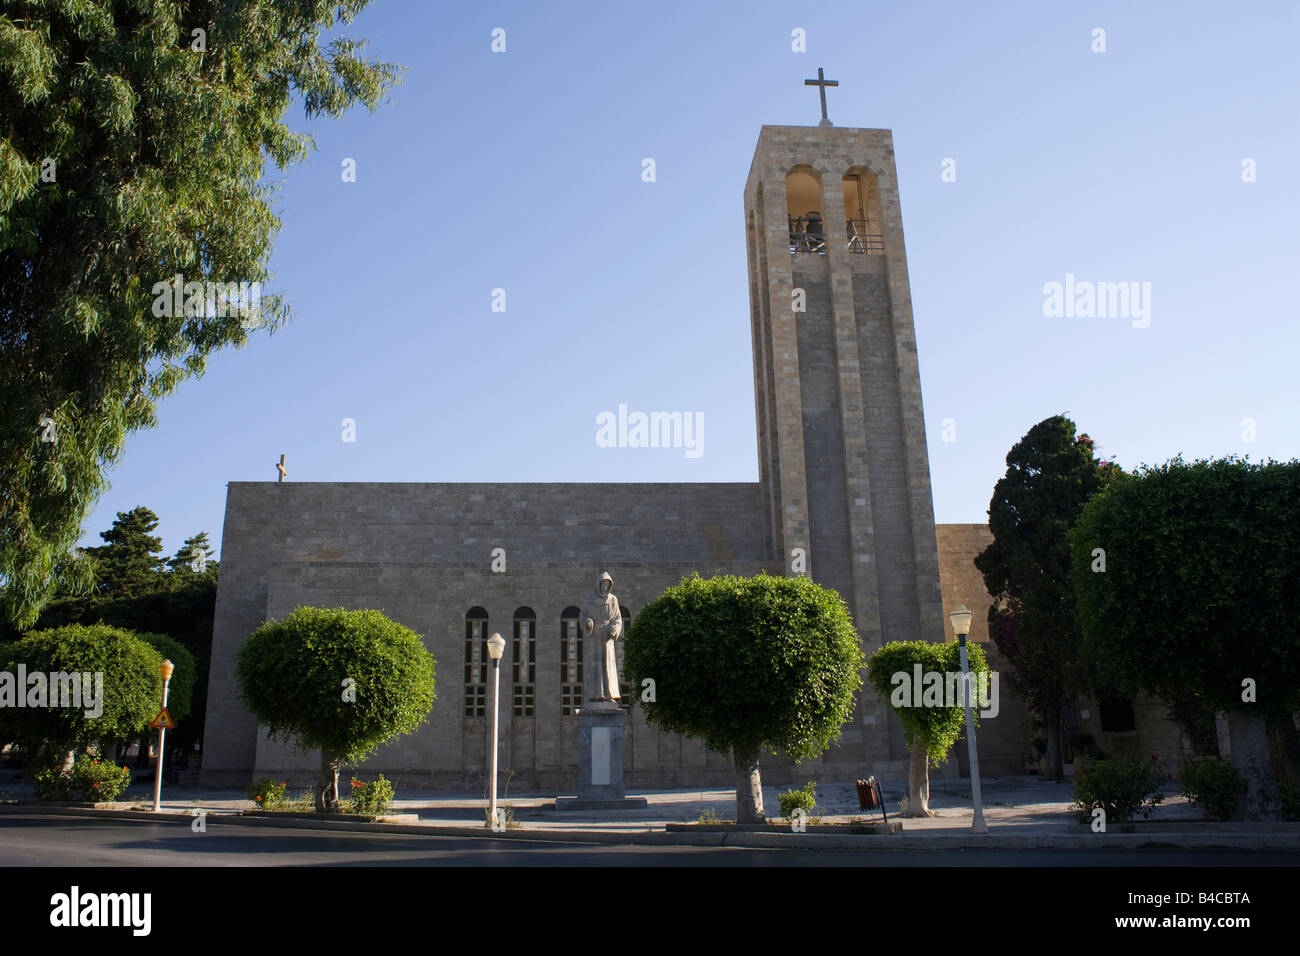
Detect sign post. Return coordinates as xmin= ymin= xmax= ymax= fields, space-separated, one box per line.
xmin=151 ymin=660 xmax=175 ymax=812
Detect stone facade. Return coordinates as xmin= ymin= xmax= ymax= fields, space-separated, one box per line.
xmin=933 ymin=524 xmax=1032 ymax=779
xmin=201 ymin=124 xmax=1002 ymax=791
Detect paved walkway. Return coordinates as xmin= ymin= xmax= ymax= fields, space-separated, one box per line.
xmin=0 ymin=773 xmax=1211 ymax=833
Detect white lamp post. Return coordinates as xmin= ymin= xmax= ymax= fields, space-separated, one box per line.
xmin=949 ymin=605 xmax=987 ymax=833
xmin=486 ymin=632 xmax=506 ymax=829
xmin=152 ymin=659 xmax=175 ymax=812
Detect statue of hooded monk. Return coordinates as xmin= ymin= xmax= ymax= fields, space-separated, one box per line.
xmin=581 ymin=571 xmax=622 ymax=710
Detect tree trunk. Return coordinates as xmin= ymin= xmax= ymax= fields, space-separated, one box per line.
xmin=1217 ymin=711 xmax=1281 ymax=820
xmin=59 ymin=748 xmax=76 ymax=773
xmin=733 ymin=747 xmax=765 ymax=823
xmin=902 ymin=744 xmax=933 ymax=817
xmin=315 ymin=751 xmax=341 ymax=813
xmin=1044 ymin=710 xmax=1064 ymax=780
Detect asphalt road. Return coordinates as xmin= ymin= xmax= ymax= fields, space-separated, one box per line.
xmin=3 ymin=815 xmax=1298 ymax=866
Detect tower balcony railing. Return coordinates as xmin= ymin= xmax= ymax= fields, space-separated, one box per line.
xmin=789 ymin=216 xmax=885 ymax=255
xmin=846 ymin=219 xmax=885 ymax=255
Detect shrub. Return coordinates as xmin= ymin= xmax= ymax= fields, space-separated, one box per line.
xmin=1072 ymin=753 xmax=1166 ymax=822
xmin=34 ymin=752 xmax=131 ymax=802
xmin=0 ymin=625 xmax=163 ymax=753
xmin=31 ymin=763 xmax=71 ymax=801
xmin=69 ymin=754 xmax=132 ymax=801
xmin=248 ymin=778 xmax=288 ymax=810
xmin=1179 ymin=757 xmax=1245 ymax=821
xmin=346 ymin=775 xmax=394 ymax=815
xmin=778 ymin=780 xmax=817 ymax=819
xmin=137 ymin=633 xmax=197 ymax=724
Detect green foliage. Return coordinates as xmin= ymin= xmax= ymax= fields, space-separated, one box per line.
xmin=1070 ymin=457 xmax=1300 ymax=723
xmin=1 ymin=572 xmax=217 ymax=754
xmin=347 ymin=775 xmax=394 ymax=815
xmin=1179 ymin=757 xmax=1245 ymax=821
xmin=866 ymin=639 xmax=989 ymax=764
xmin=777 ymin=780 xmax=818 ymax=818
xmin=138 ymin=632 xmax=195 ymax=724
xmin=0 ymin=624 xmax=163 ymax=751
xmin=34 ymin=751 xmax=131 ymax=802
xmin=1071 ymin=754 xmax=1166 ymax=823
xmin=623 ymin=573 xmax=863 ymax=762
xmin=83 ymin=507 xmax=166 ymax=599
xmin=975 ymin=416 xmax=1117 ymax=737
xmin=30 ymin=764 xmax=67 ymax=801
xmin=0 ymin=0 xmax=403 ymax=630
xmin=236 ymin=607 xmax=436 ymax=764
xmin=165 ymin=532 xmax=218 ymax=580
xmin=67 ymin=752 xmax=132 ymax=802
xmin=248 ymin=778 xmax=288 ymax=811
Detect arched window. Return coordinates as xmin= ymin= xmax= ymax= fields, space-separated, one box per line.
xmin=560 ymin=606 xmax=582 ymax=715
xmin=512 ymin=607 xmax=536 ymax=717
xmin=786 ymin=167 xmax=825 ymax=255
xmin=464 ymin=607 xmax=489 ymax=717
xmin=842 ymin=168 xmax=883 ymax=255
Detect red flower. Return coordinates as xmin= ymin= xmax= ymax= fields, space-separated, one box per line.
xmin=279 ymin=781 xmax=286 ymax=787
xmin=92 ymin=782 xmax=99 ymax=789
xmin=256 ymin=795 xmax=263 ymax=801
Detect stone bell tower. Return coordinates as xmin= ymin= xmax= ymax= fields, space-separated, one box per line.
xmin=743 ymin=78 xmax=945 ymax=765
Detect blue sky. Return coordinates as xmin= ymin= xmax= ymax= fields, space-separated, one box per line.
xmin=85 ymin=0 xmax=1299 ymax=557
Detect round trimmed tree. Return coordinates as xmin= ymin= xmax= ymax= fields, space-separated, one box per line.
xmin=236 ymin=607 xmax=436 ymax=812
xmin=0 ymin=624 xmax=164 ymax=767
xmin=1070 ymin=456 xmax=1300 ymax=819
xmin=623 ymin=573 xmax=863 ymax=823
xmin=866 ymin=640 xmax=990 ymax=817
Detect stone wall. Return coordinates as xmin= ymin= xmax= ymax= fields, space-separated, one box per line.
xmin=935 ymin=524 xmax=1032 ymax=778
xmin=202 ymin=481 xmax=769 ymax=788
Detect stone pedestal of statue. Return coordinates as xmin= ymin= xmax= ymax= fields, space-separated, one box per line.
xmin=553 ymin=706 xmax=648 ymax=810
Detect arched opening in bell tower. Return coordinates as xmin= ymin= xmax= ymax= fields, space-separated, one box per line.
xmin=842 ymin=168 xmax=884 ymax=254
xmin=785 ymin=166 xmax=825 ymax=254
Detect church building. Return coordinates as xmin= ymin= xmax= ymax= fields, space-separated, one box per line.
xmin=203 ymin=96 xmax=1170 ymax=791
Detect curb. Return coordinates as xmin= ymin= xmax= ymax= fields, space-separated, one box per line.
xmin=4 ymin=804 xmax=1299 ymax=851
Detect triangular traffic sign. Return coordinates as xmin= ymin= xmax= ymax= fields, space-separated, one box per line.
xmin=149 ymin=707 xmax=175 ymax=730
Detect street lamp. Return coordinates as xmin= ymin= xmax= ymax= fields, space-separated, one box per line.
xmin=152 ymin=659 xmax=175 ymax=812
xmin=949 ymin=605 xmax=988 ymax=833
xmin=486 ymin=632 xmax=506 ymax=829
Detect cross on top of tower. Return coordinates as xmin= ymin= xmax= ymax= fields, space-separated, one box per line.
xmin=804 ymin=67 xmax=839 ymax=127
